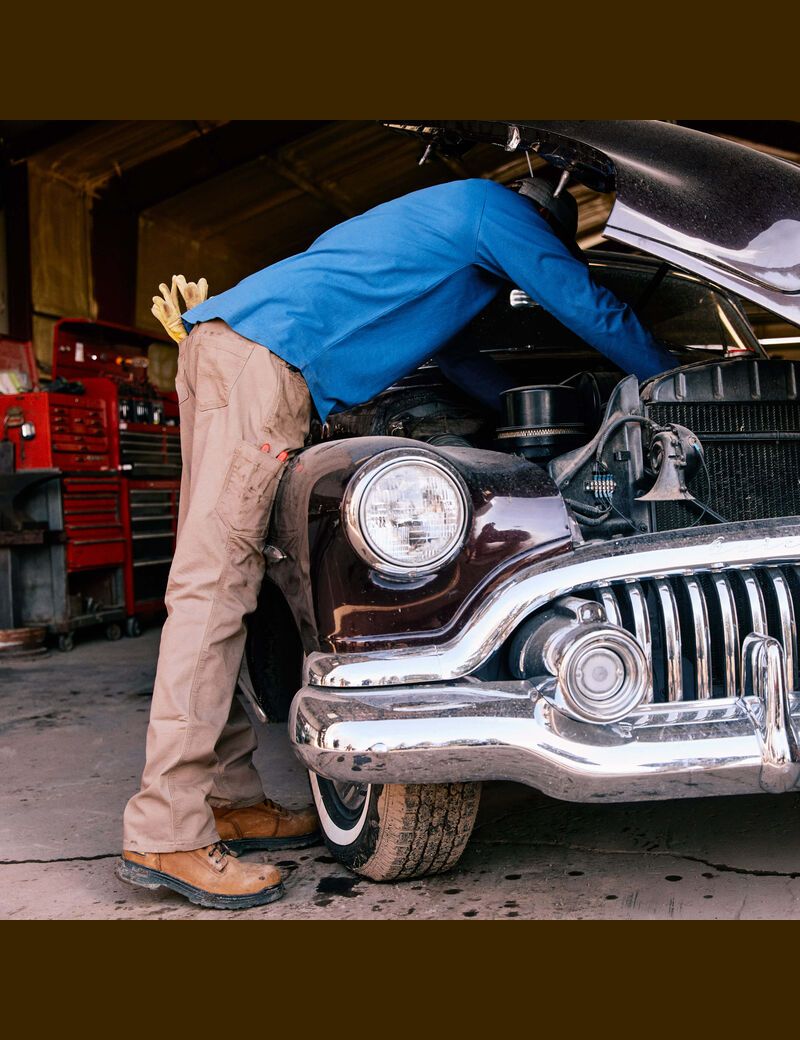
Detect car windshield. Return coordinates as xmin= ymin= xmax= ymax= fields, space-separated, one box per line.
xmin=464 ymin=257 xmax=760 ymax=363
xmin=591 ymin=262 xmax=756 ymax=357
xmin=734 ymin=298 xmax=800 ymax=360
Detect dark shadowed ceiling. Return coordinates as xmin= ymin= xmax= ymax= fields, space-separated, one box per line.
xmin=4 ymin=120 xmax=798 ymax=268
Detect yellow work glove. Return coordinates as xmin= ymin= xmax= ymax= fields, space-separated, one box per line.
xmin=174 ymin=274 xmax=209 ymax=311
xmin=151 ymin=274 xmax=209 ymax=343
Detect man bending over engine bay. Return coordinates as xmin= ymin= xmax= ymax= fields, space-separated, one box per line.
xmin=118 ymin=175 xmax=674 ymax=910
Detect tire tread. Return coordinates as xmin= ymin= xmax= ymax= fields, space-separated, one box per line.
xmin=357 ymin=782 xmax=481 ymax=882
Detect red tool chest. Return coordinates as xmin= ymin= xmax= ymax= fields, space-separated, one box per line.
xmin=62 ymin=476 xmax=126 ymax=571
xmin=0 ymin=338 xmax=125 ymax=647
xmin=0 ymin=321 xmax=180 ymax=647
xmin=52 ymin=318 xmax=181 ymax=636
xmin=1 ymin=377 xmax=116 ymax=471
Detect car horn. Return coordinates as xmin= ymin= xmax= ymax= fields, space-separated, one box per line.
xmin=637 ymin=424 xmax=704 ymax=502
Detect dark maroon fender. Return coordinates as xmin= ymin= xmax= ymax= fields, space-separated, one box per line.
xmin=265 ymin=436 xmax=573 ymax=654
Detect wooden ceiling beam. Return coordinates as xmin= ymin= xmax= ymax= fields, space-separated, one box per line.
xmin=192 ymin=183 xmax=305 ymax=240
xmin=0 ymin=121 xmax=95 ymax=163
xmin=262 ymin=154 xmax=359 ymax=218
xmin=112 ymin=120 xmax=330 ymax=213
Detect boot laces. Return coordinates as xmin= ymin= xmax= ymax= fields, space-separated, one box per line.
xmin=207 ymin=841 xmax=237 ymax=868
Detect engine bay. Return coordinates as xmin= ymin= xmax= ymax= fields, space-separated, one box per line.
xmin=313 ymin=263 xmax=800 ymax=542
xmin=319 ymin=355 xmax=800 ymax=543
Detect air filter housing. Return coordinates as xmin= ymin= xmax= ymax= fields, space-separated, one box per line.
xmin=496 ymin=385 xmax=586 ymax=460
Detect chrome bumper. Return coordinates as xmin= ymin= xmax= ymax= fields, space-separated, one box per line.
xmin=291 ymin=635 xmax=800 ymax=801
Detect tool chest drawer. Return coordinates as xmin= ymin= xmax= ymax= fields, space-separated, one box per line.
xmin=0 ymin=386 xmax=116 ymax=472
xmin=63 ymin=476 xmax=125 ymax=571
xmin=123 ymin=481 xmax=180 ymax=612
xmin=119 ymin=425 xmax=181 ymax=477
xmin=50 ymin=396 xmax=112 ymax=469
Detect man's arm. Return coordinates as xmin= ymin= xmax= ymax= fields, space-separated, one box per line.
xmin=475 ymin=186 xmax=675 ymax=380
xmin=435 ymin=331 xmax=518 ymax=412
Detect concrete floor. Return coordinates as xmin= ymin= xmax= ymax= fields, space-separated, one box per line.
xmin=3 ymin=627 xmax=800 ymax=919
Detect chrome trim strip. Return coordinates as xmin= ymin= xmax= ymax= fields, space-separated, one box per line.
xmin=626 ymin=582 xmax=653 ymax=703
xmin=712 ymin=573 xmax=740 ymax=699
xmin=655 ymin=579 xmax=682 ymax=702
xmin=305 ymin=531 xmax=800 ymax=689
xmin=290 ymin=680 xmax=800 ymax=801
xmin=684 ymin=576 xmax=712 ymax=700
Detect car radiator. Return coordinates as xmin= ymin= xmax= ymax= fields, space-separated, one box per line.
xmin=646 ymin=399 xmax=800 ymax=530
xmin=588 ymin=565 xmax=800 ymax=702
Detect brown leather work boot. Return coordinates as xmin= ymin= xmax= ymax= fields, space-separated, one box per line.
xmin=212 ymin=798 xmax=320 ymax=853
xmin=116 ymin=842 xmax=284 ymax=910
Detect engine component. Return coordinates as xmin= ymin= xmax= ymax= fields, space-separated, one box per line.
xmin=509 ymin=595 xmax=649 ymax=723
xmin=584 ymin=467 xmax=617 ymax=505
xmin=424 ymin=434 xmax=473 ymax=448
xmin=637 ymin=425 xmax=703 ymax=503
xmin=496 ymin=385 xmax=586 ymax=461
xmin=342 ymin=449 xmax=470 ymax=578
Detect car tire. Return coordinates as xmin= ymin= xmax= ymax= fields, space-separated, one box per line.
xmin=309 ymin=773 xmax=481 ymax=881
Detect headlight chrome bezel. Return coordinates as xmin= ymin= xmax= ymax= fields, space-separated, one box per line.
xmin=342 ymin=449 xmax=471 ymax=579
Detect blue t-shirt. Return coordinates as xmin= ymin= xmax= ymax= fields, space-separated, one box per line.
xmin=183 ymin=179 xmax=672 ymax=421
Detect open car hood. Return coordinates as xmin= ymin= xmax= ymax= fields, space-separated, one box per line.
xmin=384 ymin=120 xmax=800 ymax=327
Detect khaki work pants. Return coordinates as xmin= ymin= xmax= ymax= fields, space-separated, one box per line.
xmin=123 ymin=320 xmax=311 ymax=852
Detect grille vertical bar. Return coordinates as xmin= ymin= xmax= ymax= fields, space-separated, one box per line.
xmin=597 ymin=585 xmax=622 ymax=626
xmin=626 ymin=582 xmax=653 ymax=703
xmin=739 ymin=570 xmax=768 ymax=635
xmin=683 ymin=576 xmax=712 ymax=699
xmin=763 ymin=568 xmax=796 ymax=692
xmin=711 ymin=573 xmax=740 ymax=699
xmin=655 ymin=579 xmax=682 ymax=702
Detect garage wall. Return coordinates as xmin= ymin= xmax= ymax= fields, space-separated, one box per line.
xmin=135 ymin=216 xmax=254 ymax=335
xmin=28 ymin=162 xmax=95 ymax=365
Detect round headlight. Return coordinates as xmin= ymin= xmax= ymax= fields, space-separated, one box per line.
xmin=343 ymin=452 xmax=470 ymax=577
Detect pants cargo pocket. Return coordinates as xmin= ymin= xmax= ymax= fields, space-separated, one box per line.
xmin=215 ymin=441 xmax=285 ymax=539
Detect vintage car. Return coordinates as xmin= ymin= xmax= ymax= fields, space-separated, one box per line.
xmin=241 ymin=120 xmax=800 ymax=881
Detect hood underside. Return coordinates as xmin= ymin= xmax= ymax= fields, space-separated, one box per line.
xmin=384 ymin=120 xmax=800 ymax=327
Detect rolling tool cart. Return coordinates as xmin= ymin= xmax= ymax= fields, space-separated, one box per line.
xmin=0 ymin=447 xmax=58 ymax=656
xmin=51 ymin=319 xmax=181 ymax=636
xmin=0 ymin=335 xmax=125 ymax=649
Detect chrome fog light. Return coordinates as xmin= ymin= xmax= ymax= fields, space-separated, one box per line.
xmin=509 ymin=596 xmax=649 ymax=724
xmin=547 ymin=626 xmax=649 ymax=723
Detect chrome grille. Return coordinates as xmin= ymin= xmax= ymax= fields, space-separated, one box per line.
xmin=589 ymin=566 xmax=800 ymax=702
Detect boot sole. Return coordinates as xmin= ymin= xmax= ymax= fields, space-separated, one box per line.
xmin=115 ymin=858 xmax=285 ymax=910
xmin=222 ymin=830 xmax=323 ymax=854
